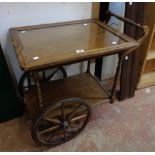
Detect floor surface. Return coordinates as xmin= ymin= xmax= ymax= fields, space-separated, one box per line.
xmin=0 ymin=85 xmax=155 ymax=151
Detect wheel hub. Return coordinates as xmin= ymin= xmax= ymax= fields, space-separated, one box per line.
xmin=63 ymin=121 xmax=69 ymax=128
xmin=32 ymin=99 xmax=91 ymax=146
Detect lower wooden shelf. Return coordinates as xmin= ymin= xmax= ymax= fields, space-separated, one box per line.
xmin=138 ymin=71 xmax=155 ymax=89
xmin=24 ymin=73 xmax=110 ymax=117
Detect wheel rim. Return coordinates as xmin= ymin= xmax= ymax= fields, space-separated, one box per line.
xmin=31 ymin=98 xmax=91 ymax=146
xmin=44 ymin=67 xmax=67 ymax=81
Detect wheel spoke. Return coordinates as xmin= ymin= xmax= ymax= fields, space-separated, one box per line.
xmin=69 ymin=114 xmax=87 ymax=123
xmin=43 ymin=117 xmax=61 ymax=125
xmin=67 ymin=104 xmax=82 ymax=120
xmin=68 ymin=123 xmax=78 ymax=128
xmin=32 ymin=98 xmax=91 ymax=146
xmin=68 ymin=123 xmax=81 ymax=133
xmin=46 ymin=127 xmax=60 ymax=142
xmin=39 ymin=125 xmax=60 ymax=135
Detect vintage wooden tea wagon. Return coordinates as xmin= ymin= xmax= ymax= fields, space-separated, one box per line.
xmin=10 ymin=11 xmax=148 ymax=146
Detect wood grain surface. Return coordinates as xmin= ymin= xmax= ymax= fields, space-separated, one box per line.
xmin=24 ymin=73 xmax=110 ymax=118
xmin=10 ymin=19 xmax=138 ymax=71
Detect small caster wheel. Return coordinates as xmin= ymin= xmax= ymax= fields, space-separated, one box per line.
xmin=31 ymin=98 xmax=91 ymax=146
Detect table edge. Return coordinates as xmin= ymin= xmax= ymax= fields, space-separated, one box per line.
xmin=9 ymin=18 xmax=139 ymax=71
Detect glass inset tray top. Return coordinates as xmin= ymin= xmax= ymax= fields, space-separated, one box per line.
xmin=10 ymin=19 xmax=138 ymax=71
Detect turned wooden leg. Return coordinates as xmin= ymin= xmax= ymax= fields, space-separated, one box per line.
xmin=110 ymin=54 xmax=123 ymax=103
xmin=32 ymin=71 xmax=43 ymax=110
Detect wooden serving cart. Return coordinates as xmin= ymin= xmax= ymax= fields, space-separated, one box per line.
xmin=10 ymin=11 xmax=148 ymax=146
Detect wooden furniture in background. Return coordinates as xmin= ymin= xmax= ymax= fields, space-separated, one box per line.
xmin=138 ymin=25 xmax=155 ymax=88
xmin=120 ymin=2 xmax=146 ymax=100
xmin=95 ymin=2 xmax=109 ymax=79
xmin=138 ymin=3 xmax=155 ymax=88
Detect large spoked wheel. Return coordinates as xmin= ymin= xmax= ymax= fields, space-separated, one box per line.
xmin=31 ymin=98 xmax=91 ymax=146
xmin=18 ymin=67 xmax=67 ymax=98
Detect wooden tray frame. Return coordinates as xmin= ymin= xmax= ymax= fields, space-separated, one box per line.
xmin=9 ymin=11 xmax=148 ymax=117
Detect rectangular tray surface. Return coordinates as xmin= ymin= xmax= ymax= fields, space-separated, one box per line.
xmin=24 ymin=73 xmax=109 ymax=117
xmin=10 ymin=19 xmax=138 ymax=70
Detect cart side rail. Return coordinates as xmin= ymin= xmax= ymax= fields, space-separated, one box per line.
xmin=105 ymin=10 xmax=149 ymax=45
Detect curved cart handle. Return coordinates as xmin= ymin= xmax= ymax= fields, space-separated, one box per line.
xmin=105 ymin=10 xmax=149 ymax=45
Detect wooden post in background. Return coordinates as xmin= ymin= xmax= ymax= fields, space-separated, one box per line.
xmin=120 ymin=2 xmax=145 ymax=100
xmin=95 ymin=2 xmax=109 ymax=79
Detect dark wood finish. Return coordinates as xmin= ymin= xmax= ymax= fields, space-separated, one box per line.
xmin=24 ymin=73 xmax=110 ymax=118
xmin=110 ymin=54 xmax=122 ymax=103
xmin=99 ymin=3 xmax=109 ymax=21
xmin=120 ymin=3 xmax=146 ymax=100
xmin=95 ymin=2 xmax=111 ymax=79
